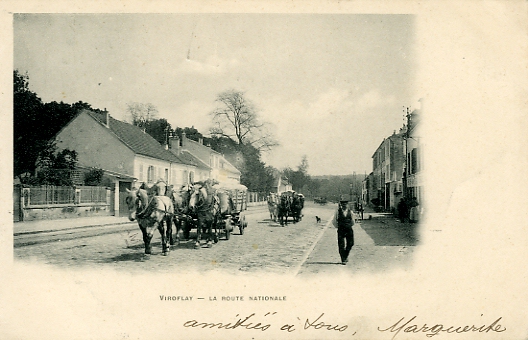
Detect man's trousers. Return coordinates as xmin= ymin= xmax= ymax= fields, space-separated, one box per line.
xmin=337 ymin=227 xmax=354 ymax=262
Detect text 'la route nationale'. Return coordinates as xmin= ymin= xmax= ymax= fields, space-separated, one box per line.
xmin=159 ymin=295 xmax=287 ymax=302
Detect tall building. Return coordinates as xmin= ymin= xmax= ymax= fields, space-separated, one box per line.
xmin=404 ymin=101 xmax=424 ymax=206
xmin=371 ymin=131 xmax=406 ymax=212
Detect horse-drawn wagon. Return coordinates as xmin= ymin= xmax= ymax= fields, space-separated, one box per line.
xmin=213 ymin=182 xmax=248 ymax=239
xmin=277 ymin=190 xmax=304 ymax=226
xmin=179 ymin=180 xmax=248 ymax=247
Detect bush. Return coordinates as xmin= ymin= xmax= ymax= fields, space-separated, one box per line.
xmin=84 ymin=168 xmax=105 ymax=186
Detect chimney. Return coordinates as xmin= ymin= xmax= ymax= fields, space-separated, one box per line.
xmin=169 ymin=134 xmax=181 ymax=155
xmin=181 ymin=132 xmax=186 ymax=148
xmin=105 ymin=111 xmax=110 ymax=128
xmin=198 ymin=137 xmax=203 ymax=145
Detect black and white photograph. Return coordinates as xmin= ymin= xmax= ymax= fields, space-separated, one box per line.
xmin=2 ymin=1 xmax=527 ymax=340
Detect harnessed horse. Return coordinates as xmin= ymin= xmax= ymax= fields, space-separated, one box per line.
xmin=267 ymin=193 xmax=279 ymax=222
xmin=189 ymin=179 xmax=220 ymax=249
xmin=290 ymin=193 xmax=304 ymax=223
xmin=125 ymin=188 xmax=174 ymax=255
xmin=278 ymin=194 xmax=292 ymax=226
xmin=169 ymin=184 xmax=193 ymax=243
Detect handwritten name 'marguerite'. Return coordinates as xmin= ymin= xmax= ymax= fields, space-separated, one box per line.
xmin=378 ymin=316 xmax=506 ymax=339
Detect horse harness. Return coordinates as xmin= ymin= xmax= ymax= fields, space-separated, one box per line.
xmin=136 ymin=192 xmax=174 ymax=220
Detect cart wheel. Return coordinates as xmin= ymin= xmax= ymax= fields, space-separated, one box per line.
xmin=240 ymin=217 xmax=247 ymax=235
xmin=225 ymin=228 xmax=231 ymax=240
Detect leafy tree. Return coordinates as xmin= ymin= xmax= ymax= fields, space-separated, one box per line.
xmin=14 ymin=70 xmax=45 ymax=177
xmin=280 ymin=156 xmax=312 ymax=193
xmin=35 ymin=143 xmax=78 ymax=186
xmin=14 ymin=70 xmax=103 ymax=180
xmin=173 ymin=126 xmax=205 ymax=143
xmin=143 ymin=118 xmax=172 ymax=145
xmin=210 ymin=89 xmax=278 ymax=152
xmin=309 ymin=174 xmax=366 ymax=203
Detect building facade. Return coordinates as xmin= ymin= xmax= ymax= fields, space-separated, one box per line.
xmin=404 ymin=105 xmax=424 ymax=207
xmin=371 ymin=131 xmax=405 ymax=212
xmin=54 ymin=109 xmax=198 ymax=216
xmin=168 ymin=132 xmax=241 ymax=185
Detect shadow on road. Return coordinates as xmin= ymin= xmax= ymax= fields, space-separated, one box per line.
xmin=360 ymin=215 xmax=419 ymax=246
xmin=105 ymin=252 xmax=148 ymax=262
xmin=305 ymin=261 xmax=342 ymax=265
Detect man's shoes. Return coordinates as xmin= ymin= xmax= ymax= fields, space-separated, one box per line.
xmin=341 ymin=260 xmax=347 ymax=265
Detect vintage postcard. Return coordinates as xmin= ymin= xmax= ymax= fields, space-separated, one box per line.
xmin=1 ymin=1 xmax=527 ymax=339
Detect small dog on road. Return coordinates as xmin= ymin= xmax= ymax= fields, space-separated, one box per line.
xmin=315 ymin=216 xmax=321 ymax=223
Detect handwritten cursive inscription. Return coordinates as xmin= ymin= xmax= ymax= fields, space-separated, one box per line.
xmin=378 ymin=316 xmax=506 ymax=339
xmin=184 ymin=313 xmax=271 ymax=331
xmin=304 ymin=313 xmax=348 ymax=332
xmin=183 ymin=312 xmax=355 ymax=334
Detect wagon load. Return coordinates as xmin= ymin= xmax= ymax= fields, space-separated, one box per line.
xmin=212 ymin=182 xmax=248 ymax=237
xmin=213 ymin=182 xmax=248 ymax=215
xmin=216 ymin=191 xmax=232 ymax=215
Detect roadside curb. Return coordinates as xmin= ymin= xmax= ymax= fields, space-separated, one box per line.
xmin=292 ymin=212 xmax=334 ymax=276
xmin=14 ymin=223 xmax=139 ymax=247
xmin=14 ymin=221 xmax=136 ymax=236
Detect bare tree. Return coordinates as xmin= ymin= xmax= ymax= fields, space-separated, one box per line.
xmin=210 ymin=89 xmax=278 ymax=152
xmin=127 ymin=102 xmax=159 ymax=128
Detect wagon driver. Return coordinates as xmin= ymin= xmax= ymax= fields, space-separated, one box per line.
xmin=332 ymin=194 xmax=356 ymax=265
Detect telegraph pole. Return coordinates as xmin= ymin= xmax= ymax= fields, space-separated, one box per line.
xmin=402 ymin=106 xmax=411 ymax=202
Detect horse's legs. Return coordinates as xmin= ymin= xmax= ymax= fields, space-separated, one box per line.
xmin=168 ymin=216 xmax=175 ymax=246
xmin=182 ymin=216 xmax=190 ymax=240
xmin=163 ymin=217 xmax=172 ymax=254
xmin=206 ymin=219 xmax=214 ymax=248
xmin=195 ymin=219 xmax=202 ymax=249
xmin=172 ymin=216 xmax=181 ymax=245
xmin=141 ymin=226 xmax=152 ymax=255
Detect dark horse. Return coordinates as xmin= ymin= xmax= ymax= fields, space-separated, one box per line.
xmin=290 ymin=193 xmax=304 ymax=223
xmin=169 ymin=184 xmax=193 ymax=243
xmin=125 ymin=188 xmax=174 ymax=255
xmin=189 ymin=179 xmax=220 ymax=249
xmin=277 ymin=194 xmax=291 ymax=226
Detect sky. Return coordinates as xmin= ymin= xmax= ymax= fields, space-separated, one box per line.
xmin=14 ymin=13 xmax=418 ymax=176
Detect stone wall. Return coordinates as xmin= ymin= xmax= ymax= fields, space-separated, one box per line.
xmin=22 ymin=203 xmax=112 ymax=221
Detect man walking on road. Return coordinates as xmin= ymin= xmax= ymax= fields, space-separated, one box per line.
xmin=332 ymin=195 xmax=355 ymax=265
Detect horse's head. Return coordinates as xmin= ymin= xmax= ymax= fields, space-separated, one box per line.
xmin=125 ymin=188 xmax=140 ymax=221
xmin=172 ymin=188 xmax=191 ymax=213
xmin=125 ymin=188 xmax=148 ymax=221
xmin=189 ymin=185 xmax=203 ymax=211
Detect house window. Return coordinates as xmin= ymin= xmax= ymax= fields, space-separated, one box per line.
xmin=164 ymin=168 xmax=169 ymax=182
xmin=189 ymin=171 xmax=195 ymax=183
xmin=172 ymin=169 xmax=177 ymax=186
xmin=182 ymin=170 xmax=188 ymax=185
xmin=411 ymin=148 xmax=419 ymax=174
xmin=139 ymin=164 xmax=144 ymax=182
xmin=147 ymin=166 xmax=155 ymax=183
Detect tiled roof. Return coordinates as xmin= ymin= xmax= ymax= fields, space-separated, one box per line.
xmin=86 ymin=110 xmax=194 ymax=165
xmin=180 ymin=150 xmax=211 ymax=170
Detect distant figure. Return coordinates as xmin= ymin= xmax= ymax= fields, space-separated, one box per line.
xmin=409 ymin=197 xmax=420 ymax=223
xmin=332 ymin=194 xmax=355 ymax=265
xmin=357 ymin=202 xmax=364 ymax=220
xmin=397 ymin=198 xmax=408 ymax=223
xmin=315 ymin=216 xmax=321 ymax=223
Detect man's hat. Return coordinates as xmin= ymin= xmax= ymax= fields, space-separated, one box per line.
xmin=339 ymin=194 xmax=351 ymax=202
